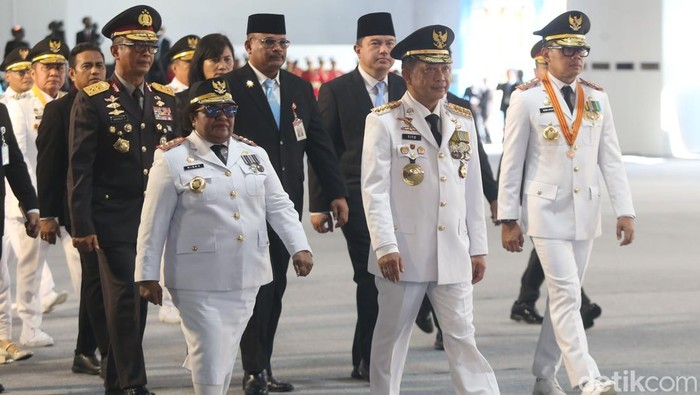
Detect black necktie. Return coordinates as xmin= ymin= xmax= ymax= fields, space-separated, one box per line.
xmin=425 ymin=114 xmax=441 ymax=146
xmin=561 ymin=85 xmax=575 ymax=112
xmin=211 ymin=144 xmax=228 ymax=164
xmin=132 ymin=88 xmax=144 ymax=110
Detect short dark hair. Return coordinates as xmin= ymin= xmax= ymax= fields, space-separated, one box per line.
xmin=188 ymin=33 xmax=234 ymax=85
xmin=69 ymin=42 xmax=104 ymax=69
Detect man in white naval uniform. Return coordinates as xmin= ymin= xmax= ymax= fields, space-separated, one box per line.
xmin=498 ymin=11 xmax=635 ymax=395
xmin=362 ymin=25 xmax=499 ymax=395
xmin=136 ymin=77 xmax=313 ymax=395
xmin=165 ymin=34 xmax=199 ymax=94
xmin=0 ymin=48 xmax=33 ymax=105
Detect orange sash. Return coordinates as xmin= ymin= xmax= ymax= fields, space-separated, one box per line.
xmin=541 ymin=73 xmax=584 ymax=147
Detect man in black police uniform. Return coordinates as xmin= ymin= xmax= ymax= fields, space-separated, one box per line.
xmin=309 ymin=12 xmax=405 ymax=381
xmin=36 ymin=42 xmax=108 ymax=376
xmin=224 ymin=13 xmax=348 ymax=395
xmin=68 ymin=5 xmax=179 ymax=394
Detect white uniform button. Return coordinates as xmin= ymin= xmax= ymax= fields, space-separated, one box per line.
xmin=225 ymin=170 xmax=232 ymax=176
xmin=574 ymin=187 xmax=580 ymax=193
xmin=237 ymin=235 xmax=244 ymax=241
xmin=233 ymin=212 xmax=240 ymax=220
xmin=191 ymin=246 xmax=198 ymax=252
xmin=438 ymin=225 xmax=446 ymax=231
xmin=438 ymin=152 xmax=445 ymax=159
xmin=440 ymin=201 xmax=447 ymax=207
xmin=143 ymin=168 xmax=149 ymax=175
xmin=440 ymin=175 xmax=447 ymax=182
xmin=141 ymin=146 xmax=147 ymax=152
xmin=574 ymin=165 xmax=580 ymax=172
xmin=230 ymin=191 xmax=237 ymax=198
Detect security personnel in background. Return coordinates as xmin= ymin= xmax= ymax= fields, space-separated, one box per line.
xmin=309 ymin=12 xmax=405 ymax=381
xmin=361 ymin=25 xmax=500 ymax=395
xmin=36 ymin=42 xmax=108 ymax=376
xmin=224 ymin=14 xmax=348 ymax=394
xmin=0 ymin=48 xmax=33 ymax=104
xmin=5 ymin=37 xmax=76 ymax=349
xmin=68 ymin=5 xmax=179 ymax=394
xmin=499 ymin=11 xmax=634 ymax=395
xmin=166 ymin=35 xmax=199 ymax=93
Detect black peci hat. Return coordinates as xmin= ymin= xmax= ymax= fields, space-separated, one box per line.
xmin=356 ymin=12 xmax=395 ymax=39
xmin=1 ymin=47 xmax=31 ymax=71
xmin=534 ymin=11 xmax=590 ymax=47
xmin=390 ymin=25 xmax=454 ymax=64
xmin=102 ymin=5 xmax=161 ymax=42
xmin=168 ymin=35 xmax=200 ymax=62
xmin=246 ymin=14 xmax=286 ymax=35
xmin=28 ymin=37 xmax=69 ymax=64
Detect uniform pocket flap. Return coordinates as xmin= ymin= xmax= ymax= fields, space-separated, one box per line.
xmin=176 ymin=235 xmax=216 ymax=254
xmin=525 ymin=181 xmax=558 ymax=200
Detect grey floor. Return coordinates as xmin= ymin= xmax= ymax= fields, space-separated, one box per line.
xmin=1 ymin=157 xmax=699 ymax=394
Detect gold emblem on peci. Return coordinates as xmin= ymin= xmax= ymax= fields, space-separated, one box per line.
xmin=569 ymin=14 xmax=583 ymax=31
xmin=187 ymin=37 xmax=199 ymax=49
xmin=138 ymin=10 xmax=153 ymax=27
xmin=212 ymin=80 xmax=227 ymax=95
xmin=49 ymin=40 xmax=61 ymax=53
xmin=19 ymin=48 xmax=29 ymax=59
xmin=432 ymin=30 xmax=448 ymax=49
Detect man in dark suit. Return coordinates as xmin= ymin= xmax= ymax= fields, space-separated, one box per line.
xmin=36 ymin=42 xmax=108 ymax=376
xmin=224 ymin=13 xmax=348 ymax=395
xmin=68 ymin=6 xmax=178 ymax=394
xmin=308 ymin=12 xmax=404 ymax=382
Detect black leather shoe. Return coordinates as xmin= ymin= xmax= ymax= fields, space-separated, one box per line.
xmin=124 ymin=386 xmax=154 ymax=395
xmin=0 ymin=383 xmax=5 ymax=393
xmin=434 ymin=329 xmax=444 ymax=350
xmin=350 ymin=359 xmax=370 ymax=381
xmin=267 ymin=373 xmax=294 ymax=392
xmin=581 ymin=303 xmax=602 ymax=330
xmin=243 ymin=372 xmax=269 ymax=395
xmin=72 ymin=353 xmax=101 ymax=375
xmin=415 ymin=298 xmax=434 ymax=333
xmin=510 ymin=301 xmax=544 ymax=324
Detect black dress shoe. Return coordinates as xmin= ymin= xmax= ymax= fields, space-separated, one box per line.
xmin=267 ymin=374 xmax=294 ymax=392
xmin=415 ymin=298 xmax=434 ymax=333
xmin=125 ymin=386 xmax=154 ymax=395
xmin=72 ymin=353 xmax=101 ymax=375
xmin=581 ymin=303 xmax=602 ymax=330
xmin=350 ymin=359 xmax=370 ymax=381
xmin=243 ymin=372 xmax=269 ymax=395
xmin=0 ymin=383 xmax=5 ymax=393
xmin=510 ymin=301 xmax=544 ymax=324
xmin=434 ymin=329 xmax=444 ymax=350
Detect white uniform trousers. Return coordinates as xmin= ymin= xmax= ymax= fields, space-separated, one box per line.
xmin=170 ymin=286 xmax=259 ymax=395
xmin=532 ymin=237 xmax=600 ymax=389
xmin=370 ymin=277 xmax=500 ymax=395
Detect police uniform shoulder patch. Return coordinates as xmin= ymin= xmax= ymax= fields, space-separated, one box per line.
xmin=578 ymin=78 xmax=604 ymax=91
xmin=446 ymin=103 xmax=473 ymax=118
xmin=233 ymin=133 xmax=257 ymax=147
xmin=83 ymin=81 xmax=110 ymax=96
xmin=158 ymin=137 xmax=186 ymax=151
xmin=516 ymin=78 xmax=540 ymax=91
xmin=371 ymin=100 xmax=402 ymax=115
xmin=150 ymin=82 xmax=175 ymax=96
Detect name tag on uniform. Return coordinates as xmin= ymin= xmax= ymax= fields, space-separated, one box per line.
xmin=402 ymin=133 xmax=422 ymax=141
xmin=184 ymin=164 xmax=204 ymax=171
xmin=539 ymin=107 xmax=554 ymax=113
xmin=110 ymin=115 xmax=128 ymax=123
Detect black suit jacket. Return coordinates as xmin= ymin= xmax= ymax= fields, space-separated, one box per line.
xmin=36 ymin=89 xmax=76 ymax=231
xmin=224 ymin=63 xmax=346 ymax=215
xmin=68 ymin=75 xmax=179 ymax=245
xmin=0 ymin=103 xmax=38 ymax=236
xmin=308 ymin=68 xmax=406 ymax=211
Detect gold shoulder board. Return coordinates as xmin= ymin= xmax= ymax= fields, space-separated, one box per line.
xmin=446 ymin=103 xmax=473 ymax=118
xmin=233 ymin=133 xmax=257 ymax=147
xmin=151 ymin=82 xmax=175 ymax=96
xmin=83 ymin=81 xmax=110 ymax=96
xmin=371 ymin=100 xmax=402 ymax=115
xmin=516 ymin=78 xmax=540 ymax=91
xmin=158 ymin=137 xmax=186 ymax=151
xmin=578 ymin=78 xmax=604 ymax=92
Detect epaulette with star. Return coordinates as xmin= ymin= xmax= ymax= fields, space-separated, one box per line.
xmin=446 ymin=103 xmax=473 ymax=119
xmin=578 ymin=78 xmax=604 ymax=92
xmin=83 ymin=81 xmax=110 ymax=96
xmin=371 ymin=100 xmax=401 ymax=115
xmin=150 ymin=82 xmax=175 ymax=97
xmin=516 ymin=78 xmax=540 ymax=91
xmin=158 ymin=137 xmax=186 ymax=151
xmin=233 ymin=133 xmax=257 ymax=147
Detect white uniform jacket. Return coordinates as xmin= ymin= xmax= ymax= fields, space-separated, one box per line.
xmin=166 ymin=77 xmax=188 ymax=94
xmin=498 ymin=74 xmax=635 ymax=240
xmin=135 ymin=132 xmax=311 ymax=291
xmin=361 ymin=92 xmax=488 ymax=284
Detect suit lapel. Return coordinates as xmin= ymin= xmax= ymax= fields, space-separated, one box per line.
xmin=349 ymin=68 xmax=373 ymax=112
xmin=279 ymin=71 xmax=292 ymax=132
xmin=240 ymin=64 xmax=278 ymax=130
xmin=142 ymin=83 xmax=155 ymax=124
xmin=440 ymin=105 xmax=456 ymax=148
xmin=110 ymin=75 xmax=141 ymax=119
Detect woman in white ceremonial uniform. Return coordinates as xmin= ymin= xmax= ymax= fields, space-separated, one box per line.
xmin=134 ymin=77 xmax=313 ymax=395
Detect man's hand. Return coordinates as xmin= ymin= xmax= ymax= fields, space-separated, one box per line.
xmin=489 ymin=201 xmax=499 ymax=225
xmin=72 ymin=234 xmax=100 ymax=253
xmin=24 ymin=212 xmax=40 ymax=238
xmin=310 ymin=213 xmax=334 ymax=233
xmin=139 ymin=281 xmax=163 ymax=305
xmin=501 ymin=221 xmax=524 ymax=252
xmin=292 ymin=250 xmax=314 ymax=277
xmin=471 ymin=255 xmax=487 ymax=284
xmin=616 ymin=216 xmax=635 ymax=246
xmin=378 ymin=252 xmax=403 ymax=283
xmin=329 ymin=197 xmax=349 ymax=228
xmin=39 ymin=218 xmax=61 ymax=244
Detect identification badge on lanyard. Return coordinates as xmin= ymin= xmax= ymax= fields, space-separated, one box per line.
xmin=291 ymin=102 xmax=306 ymax=141
xmin=1 ymin=126 xmax=8 ymax=166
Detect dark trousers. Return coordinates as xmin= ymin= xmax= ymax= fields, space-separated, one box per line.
xmin=97 ymin=244 xmax=147 ymax=391
xmin=75 ymin=250 xmax=108 ymax=358
xmin=342 ymin=182 xmax=377 ymax=368
xmin=518 ymin=248 xmax=590 ymax=306
xmin=240 ymin=225 xmax=290 ymax=374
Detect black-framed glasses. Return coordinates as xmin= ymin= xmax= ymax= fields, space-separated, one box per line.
xmin=198 ymin=104 xmax=238 ymax=118
xmin=118 ymin=41 xmax=159 ymax=54
xmin=256 ymin=38 xmax=291 ymax=49
xmin=547 ymin=45 xmax=590 ymax=57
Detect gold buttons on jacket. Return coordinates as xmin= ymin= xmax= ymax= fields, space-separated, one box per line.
xmin=143 ymin=169 xmax=149 ymax=175
xmin=438 ymin=225 xmax=446 ymax=231
xmin=574 ymin=187 xmax=580 ymax=193
xmin=233 ymin=212 xmax=240 ymax=220
xmin=230 ymin=191 xmax=237 ymax=198
xmin=440 ymin=175 xmax=447 ymax=182
xmin=574 ymin=165 xmax=580 ymax=172
xmin=104 ymin=194 xmax=110 ymax=200
xmin=440 ymin=201 xmax=447 ymax=207
xmin=141 ymin=146 xmax=147 ymax=152
xmin=225 ymin=170 xmax=232 ymax=176
xmin=191 ymin=246 xmax=198 ymax=252
xmin=438 ymin=152 xmax=445 ymax=159
xmin=237 ymin=235 xmax=244 ymax=241
xmin=140 ymin=123 xmax=146 ymax=130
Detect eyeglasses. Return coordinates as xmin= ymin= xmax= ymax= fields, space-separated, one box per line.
xmin=197 ymin=104 xmax=238 ymax=118
xmin=256 ymin=38 xmax=291 ymax=49
xmin=547 ymin=45 xmax=590 ymax=57
xmin=8 ymin=69 xmax=30 ymax=77
xmin=118 ymin=41 xmax=159 ymax=54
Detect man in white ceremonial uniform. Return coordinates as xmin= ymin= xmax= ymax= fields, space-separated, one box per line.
xmin=362 ymin=25 xmax=500 ymax=395
xmin=498 ymin=11 xmax=635 ymax=395
xmin=165 ymin=35 xmax=199 ymax=94
xmin=135 ymin=77 xmax=313 ymax=395
xmin=0 ymin=48 xmax=33 ymax=105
